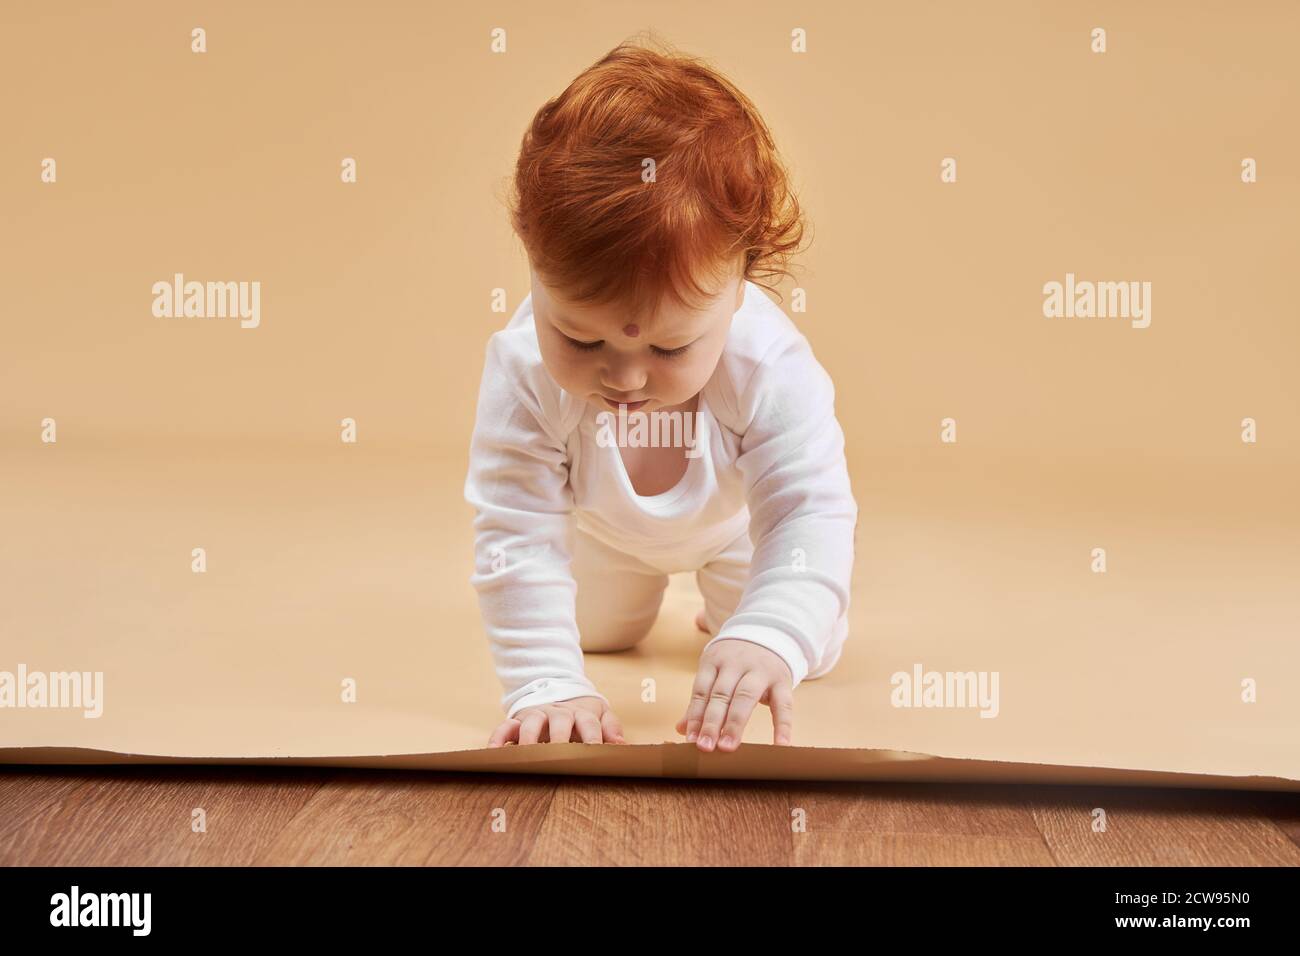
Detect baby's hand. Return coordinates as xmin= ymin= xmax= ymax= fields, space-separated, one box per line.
xmin=487 ymin=695 xmax=626 ymax=747
xmin=676 ymin=639 xmax=794 ymax=751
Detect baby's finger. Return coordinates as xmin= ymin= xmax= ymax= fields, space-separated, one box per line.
xmin=600 ymin=709 xmax=626 ymax=743
xmin=681 ymin=661 xmax=718 ymax=742
xmin=488 ymin=718 xmax=521 ymax=748
xmin=696 ymin=669 xmax=741 ymax=752
xmin=572 ymin=708 xmax=603 ymax=743
xmin=716 ymin=672 xmax=767 ymax=751
xmin=517 ymin=710 xmax=547 ymax=745
xmin=769 ymin=683 xmax=794 ymax=745
xmin=545 ymin=708 xmax=575 ymax=744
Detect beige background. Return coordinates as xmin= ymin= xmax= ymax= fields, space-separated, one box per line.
xmin=1 ymin=1 xmax=1297 ymax=784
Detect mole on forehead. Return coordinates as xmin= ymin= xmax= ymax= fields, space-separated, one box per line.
xmin=554 ymin=309 xmax=664 ymax=336
xmin=553 ymin=298 xmax=709 ymax=338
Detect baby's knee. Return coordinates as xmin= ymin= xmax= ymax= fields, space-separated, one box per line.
xmin=575 ymin=575 xmax=665 ymax=653
xmin=579 ymin=632 xmax=650 ymax=655
xmin=580 ymin=621 xmax=653 ymax=654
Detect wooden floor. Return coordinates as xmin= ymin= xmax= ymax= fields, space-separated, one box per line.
xmin=2 ymin=766 xmax=1299 ymax=866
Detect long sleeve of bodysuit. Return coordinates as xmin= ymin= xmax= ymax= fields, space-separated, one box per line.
xmin=700 ymin=329 xmax=859 ymax=685
xmin=463 ymin=330 xmax=608 ymax=719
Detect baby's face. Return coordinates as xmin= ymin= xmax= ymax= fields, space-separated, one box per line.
xmin=530 ymin=264 xmax=744 ymax=414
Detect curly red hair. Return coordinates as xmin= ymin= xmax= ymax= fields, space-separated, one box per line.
xmin=506 ymin=36 xmax=807 ymax=320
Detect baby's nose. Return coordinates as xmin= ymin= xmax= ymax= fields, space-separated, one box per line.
xmin=601 ymin=362 xmax=647 ymax=393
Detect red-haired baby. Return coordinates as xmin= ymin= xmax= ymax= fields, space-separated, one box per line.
xmin=465 ymin=42 xmax=857 ymax=752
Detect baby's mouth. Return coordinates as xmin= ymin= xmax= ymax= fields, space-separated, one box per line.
xmin=600 ymin=395 xmax=649 ymax=412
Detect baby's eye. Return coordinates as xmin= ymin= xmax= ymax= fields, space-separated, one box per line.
xmin=562 ymin=333 xmax=603 ymax=352
xmin=650 ymin=343 xmax=692 ymax=359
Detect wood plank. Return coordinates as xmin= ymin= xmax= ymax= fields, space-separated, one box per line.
xmin=254 ymin=771 xmax=556 ymax=865
xmin=787 ymin=781 xmax=1049 ymax=837
xmin=0 ymin=767 xmax=330 ymax=866
xmin=784 ymin=781 xmax=1056 ymax=865
xmin=0 ymin=770 xmax=94 ymax=863
xmin=528 ymin=777 xmax=792 ymax=866
xmin=1028 ymin=786 xmax=1300 ymax=866
xmin=1252 ymin=790 xmax=1300 ymax=852
xmin=4 ymin=769 xmax=1299 ymax=866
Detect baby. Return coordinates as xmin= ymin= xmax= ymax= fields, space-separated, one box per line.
xmin=465 ymin=40 xmax=857 ymax=752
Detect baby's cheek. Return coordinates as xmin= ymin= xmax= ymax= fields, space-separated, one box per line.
xmin=660 ymin=372 xmax=697 ymax=405
xmin=539 ymin=349 xmax=585 ymax=394
xmin=682 ymin=355 xmax=720 ymax=394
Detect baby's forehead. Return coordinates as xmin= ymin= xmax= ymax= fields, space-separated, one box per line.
xmin=563 ymin=296 xmax=714 ymax=338
xmin=614 ymin=306 xmax=716 ymax=341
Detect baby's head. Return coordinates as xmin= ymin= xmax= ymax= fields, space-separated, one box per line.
xmin=507 ymin=38 xmax=805 ymax=413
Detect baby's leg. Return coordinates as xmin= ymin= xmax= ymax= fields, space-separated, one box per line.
xmin=573 ymin=528 xmax=669 ymax=653
xmin=693 ymin=531 xmax=753 ymax=636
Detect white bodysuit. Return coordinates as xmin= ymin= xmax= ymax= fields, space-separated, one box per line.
xmin=464 ymin=280 xmax=858 ymax=719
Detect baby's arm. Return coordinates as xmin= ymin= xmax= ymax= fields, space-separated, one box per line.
xmin=464 ymin=332 xmax=623 ymax=744
xmin=680 ymin=329 xmax=858 ymax=748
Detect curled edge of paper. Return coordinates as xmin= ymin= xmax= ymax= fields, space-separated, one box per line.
xmin=2 ymin=744 xmax=1298 ymax=792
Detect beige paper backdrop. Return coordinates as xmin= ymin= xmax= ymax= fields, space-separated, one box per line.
xmin=1 ymin=1 xmax=1297 ymax=788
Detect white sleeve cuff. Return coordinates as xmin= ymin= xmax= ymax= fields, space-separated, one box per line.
xmin=702 ymin=624 xmax=812 ymax=686
xmin=506 ymin=679 xmax=608 ymax=720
